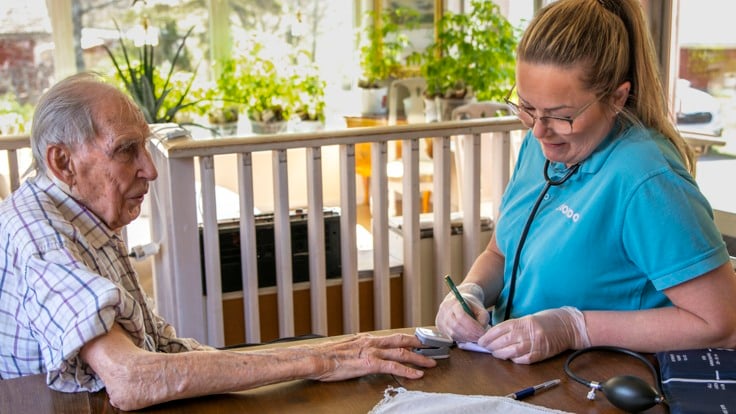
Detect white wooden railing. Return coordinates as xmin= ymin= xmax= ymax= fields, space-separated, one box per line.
xmin=148 ymin=117 xmax=525 ymax=347
xmin=3 ymin=120 xmax=734 ymax=350
xmin=0 ymin=118 xmax=526 ymax=348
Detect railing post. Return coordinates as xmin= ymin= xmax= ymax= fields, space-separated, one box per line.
xmin=237 ymin=152 xmax=261 ymax=343
xmin=148 ymin=145 xmax=207 ymax=342
xmin=199 ymin=155 xmax=225 ymax=347
xmin=272 ymin=149 xmax=295 ymax=338
xmin=306 ymin=146 xmax=328 ymax=335
xmin=339 ymin=143 xmax=359 ymax=333
xmin=402 ymin=138 xmax=422 ymax=327
xmin=432 ymin=136 xmax=452 ymax=312
xmin=490 ymin=131 xmax=512 ymax=222
xmin=371 ymin=141 xmax=391 ymax=329
xmin=461 ymin=133 xmax=482 ymax=275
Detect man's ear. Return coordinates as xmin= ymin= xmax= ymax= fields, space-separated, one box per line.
xmin=46 ymin=144 xmax=75 ymax=186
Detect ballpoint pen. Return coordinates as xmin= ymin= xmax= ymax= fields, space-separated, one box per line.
xmin=444 ymin=275 xmax=476 ymax=320
xmin=505 ymin=379 xmax=561 ymax=400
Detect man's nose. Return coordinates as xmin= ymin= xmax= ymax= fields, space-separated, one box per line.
xmin=139 ymin=149 xmax=158 ymax=181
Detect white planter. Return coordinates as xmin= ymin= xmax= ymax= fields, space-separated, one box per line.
xmin=250 ymin=120 xmax=287 ymax=134
xmin=360 ymin=86 xmax=388 ymax=116
xmin=211 ymin=121 xmax=238 ymax=137
xmin=290 ymin=119 xmax=325 ymax=132
xmin=423 ymin=98 xmax=439 ymax=123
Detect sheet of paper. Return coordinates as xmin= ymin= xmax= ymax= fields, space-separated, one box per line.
xmin=457 ymin=342 xmax=492 ymax=354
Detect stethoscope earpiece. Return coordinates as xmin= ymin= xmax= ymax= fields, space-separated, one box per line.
xmin=565 ymin=346 xmax=665 ymax=413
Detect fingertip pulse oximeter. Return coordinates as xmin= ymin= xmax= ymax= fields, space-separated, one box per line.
xmin=413 ymin=327 xmax=453 ymax=359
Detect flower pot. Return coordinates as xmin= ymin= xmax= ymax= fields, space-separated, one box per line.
xmin=423 ymin=97 xmax=439 ymax=123
xmin=212 ymin=121 xmax=238 ymax=137
xmin=360 ymin=86 xmax=388 ymax=116
xmin=437 ymin=96 xmax=475 ymax=122
xmin=290 ymin=119 xmax=325 ymax=132
xmin=250 ymin=120 xmax=287 ymax=134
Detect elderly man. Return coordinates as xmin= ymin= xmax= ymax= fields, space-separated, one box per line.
xmin=0 ymin=73 xmax=436 ymax=411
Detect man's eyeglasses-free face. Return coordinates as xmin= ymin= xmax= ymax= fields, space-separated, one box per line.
xmin=504 ymin=85 xmax=598 ymax=134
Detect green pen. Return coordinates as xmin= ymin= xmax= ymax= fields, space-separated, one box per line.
xmin=444 ymin=275 xmax=476 ymax=320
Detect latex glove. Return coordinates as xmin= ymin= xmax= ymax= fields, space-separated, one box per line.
xmin=477 ymin=306 xmax=590 ymax=364
xmin=435 ymin=283 xmax=490 ymax=343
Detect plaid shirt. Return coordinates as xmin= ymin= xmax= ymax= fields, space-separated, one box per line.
xmin=0 ymin=175 xmax=206 ymax=392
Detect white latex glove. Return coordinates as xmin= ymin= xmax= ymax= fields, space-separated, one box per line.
xmin=477 ymin=306 xmax=590 ymax=364
xmin=435 ymin=283 xmax=490 ymax=343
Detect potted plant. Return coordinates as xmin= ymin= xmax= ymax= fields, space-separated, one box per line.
xmin=291 ymin=70 xmax=327 ymax=132
xmin=419 ymin=0 xmax=518 ymax=121
xmin=216 ymin=48 xmax=293 ymax=134
xmin=104 ymin=21 xmax=200 ymax=125
xmin=358 ymin=6 xmax=420 ymax=115
xmin=207 ymin=104 xmax=240 ymax=136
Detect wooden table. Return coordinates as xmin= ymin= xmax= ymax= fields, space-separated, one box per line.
xmin=0 ymin=329 xmax=667 ymax=413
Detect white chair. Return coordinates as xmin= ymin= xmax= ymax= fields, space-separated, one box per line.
xmin=452 ymin=101 xmax=510 ymax=121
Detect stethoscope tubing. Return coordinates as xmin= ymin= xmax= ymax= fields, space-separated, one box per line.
xmin=503 ymin=159 xmax=580 ymax=321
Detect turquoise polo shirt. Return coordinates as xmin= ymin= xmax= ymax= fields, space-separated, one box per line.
xmin=491 ymin=125 xmax=729 ymax=325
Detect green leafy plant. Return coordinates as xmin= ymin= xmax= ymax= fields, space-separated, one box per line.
xmin=0 ymin=94 xmax=33 ymax=134
xmin=292 ymin=71 xmax=326 ymax=122
xmin=207 ymin=105 xmax=239 ymax=124
xmin=216 ymin=48 xmax=294 ymax=123
xmin=420 ymin=0 xmax=518 ymax=101
xmin=358 ymin=7 xmax=421 ymax=88
xmin=104 ymin=21 xmax=199 ymax=124
xmin=214 ymin=45 xmax=327 ymax=125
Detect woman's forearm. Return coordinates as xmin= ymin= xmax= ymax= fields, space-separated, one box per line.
xmin=584 ymin=262 xmax=736 ymax=351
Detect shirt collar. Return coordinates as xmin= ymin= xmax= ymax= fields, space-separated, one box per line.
xmin=33 ymin=174 xmax=121 ymax=250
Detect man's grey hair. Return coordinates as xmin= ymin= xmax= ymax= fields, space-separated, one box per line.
xmin=30 ymin=72 xmax=145 ymax=174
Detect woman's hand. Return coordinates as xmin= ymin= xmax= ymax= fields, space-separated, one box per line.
xmin=477 ymin=306 xmax=590 ymax=364
xmin=435 ymin=283 xmax=490 ymax=342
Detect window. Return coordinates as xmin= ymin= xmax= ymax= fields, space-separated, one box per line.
xmin=676 ymin=0 xmax=735 ymax=141
xmin=0 ymin=0 xmax=551 ymax=135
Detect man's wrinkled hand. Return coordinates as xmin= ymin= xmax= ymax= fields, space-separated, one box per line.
xmin=310 ymin=333 xmax=437 ymax=382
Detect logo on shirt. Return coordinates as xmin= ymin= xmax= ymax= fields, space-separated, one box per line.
xmin=555 ymin=203 xmax=581 ymax=222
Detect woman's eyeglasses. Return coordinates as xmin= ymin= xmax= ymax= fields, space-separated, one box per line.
xmin=504 ymin=85 xmax=598 ymax=134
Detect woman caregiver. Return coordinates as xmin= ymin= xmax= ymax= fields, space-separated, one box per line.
xmin=435 ymin=0 xmax=736 ymax=364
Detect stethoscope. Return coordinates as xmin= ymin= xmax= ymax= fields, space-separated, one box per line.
xmin=503 ymin=159 xmax=580 ymax=321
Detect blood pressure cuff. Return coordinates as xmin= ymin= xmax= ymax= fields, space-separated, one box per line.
xmin=656 ymin=348 xmax=736 ymax=414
